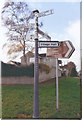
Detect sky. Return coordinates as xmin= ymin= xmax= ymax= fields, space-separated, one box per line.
xmin=0 ymin=0 xmax=81 ymax=71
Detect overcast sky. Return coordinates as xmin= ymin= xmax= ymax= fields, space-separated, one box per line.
xmin=0 ymin=0 xmax=80 ymax=71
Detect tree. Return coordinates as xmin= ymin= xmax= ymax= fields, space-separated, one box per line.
xmin=1 ymin=1 xmax=35 ymax=64
xmin=70 ymin=67 xmax=78 ymax=77
xmin=67 ymin=61 xmax=78 ymax=76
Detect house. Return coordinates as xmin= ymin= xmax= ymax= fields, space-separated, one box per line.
xmin=20 ymin=51 xmax=59 ymax=66
xmin=39 ymin=53 xmax=46 ymax=63
xmin=20 ymin=52 xmax=46 ymax=65
xmin=20 ymin=51 xmax=34 ymax=65
xmin=7 ymin=60 xmax=21 ymax=66
xmin=20 ymin=51 xmax=61 ymax=77
xmin=60 ymin=61 xmax=77 ymax=77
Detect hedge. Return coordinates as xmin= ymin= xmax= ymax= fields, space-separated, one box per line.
xmin=1 ymin=62 xmax=34 ymax=77
xmin=1 ymin=62 xmax=51 ymax=77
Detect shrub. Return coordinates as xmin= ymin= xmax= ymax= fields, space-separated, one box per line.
xmin=1 ymin=62 xmax=51 ymax=77
xmin=1 ymin=62 xmax=34 ymax=77
xmin=39 ymin=63 xmax=51 ymax=74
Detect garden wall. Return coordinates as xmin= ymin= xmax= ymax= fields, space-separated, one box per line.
xmin=1 ymin=68 xmax=61 ymax=85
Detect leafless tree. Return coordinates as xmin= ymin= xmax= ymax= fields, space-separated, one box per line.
xmin=1 ymin=1 xmax=35 ymax=64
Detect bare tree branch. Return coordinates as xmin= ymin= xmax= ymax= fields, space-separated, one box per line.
xmin=1 ymin=1 xmax=34 ymax=64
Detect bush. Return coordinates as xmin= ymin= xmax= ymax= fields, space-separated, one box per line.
xmin=39 ymin=63 xmax=51 ymax=74
xmin=1 ymin=62 xmax=51 ymax=77
xmin=70 ymin=67 xmax=78 ymax=77
xmin=1 ymin=62 xmax=34 ymax=77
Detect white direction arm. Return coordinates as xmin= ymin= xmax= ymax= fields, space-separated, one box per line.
xmin=38 ymin=29 xmax=51 ymax=40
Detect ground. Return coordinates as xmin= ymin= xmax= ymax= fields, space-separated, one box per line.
xmin=1 ymin=77 xmax=80 ymax=119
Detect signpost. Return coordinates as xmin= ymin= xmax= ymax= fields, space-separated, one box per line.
xmin=46 ymin=40 xmax=75 ymax=110
xmin=32 ymin=9 xmax=54 ymax=118
xmin=38 ymin=41 xmax=59 ymax=48
xmin=46 ymin=41 xmax=75 ymax=58
xmin=30 ymin=8 xmax=75 ymax=117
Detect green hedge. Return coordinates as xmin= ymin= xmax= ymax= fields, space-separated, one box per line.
xmin=39 ymin=63 xmax=51 ymax=74
xmin=1 ymin=62 xmax=34 ymax=77
xmin=1 ymin=62 xmax=50 ymax=77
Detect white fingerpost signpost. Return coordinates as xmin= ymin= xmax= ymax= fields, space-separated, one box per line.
xmin=32 ymin=9 xmax=54 ymax=118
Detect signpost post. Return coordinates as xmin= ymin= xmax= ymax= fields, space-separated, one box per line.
xmin=56 ymin=58 xmax=59 ymax=110
xmin=33 ymin=10 xmax=39 ymax=119
xmin=32 ymin=9 xmax=54 ymax=118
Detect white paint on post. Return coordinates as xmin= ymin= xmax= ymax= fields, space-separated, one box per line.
xmin=56 ymin=58 xmax=59 ymax=110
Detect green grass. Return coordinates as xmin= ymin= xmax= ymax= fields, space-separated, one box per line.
xmin=80 ymin=85 xmax=82 ymax=118
xmin=1 ymin=77 xmax=80 ymax=119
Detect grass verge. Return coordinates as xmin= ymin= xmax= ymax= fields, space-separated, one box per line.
xmin=2 ymin=77 xmax=80 ymax=119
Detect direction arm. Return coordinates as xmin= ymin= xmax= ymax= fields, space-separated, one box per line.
xmin=38 ymin=9 xmax=54 ymax=17
xmin=38 ymin=28 xmax=51 ymax=40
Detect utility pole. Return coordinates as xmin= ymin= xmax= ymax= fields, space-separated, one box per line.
xmin=33 ymin=10 xmax=39 ymax=118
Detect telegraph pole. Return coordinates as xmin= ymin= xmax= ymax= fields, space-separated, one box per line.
xmin=33 ymin=10 xmax=39 ymax=118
